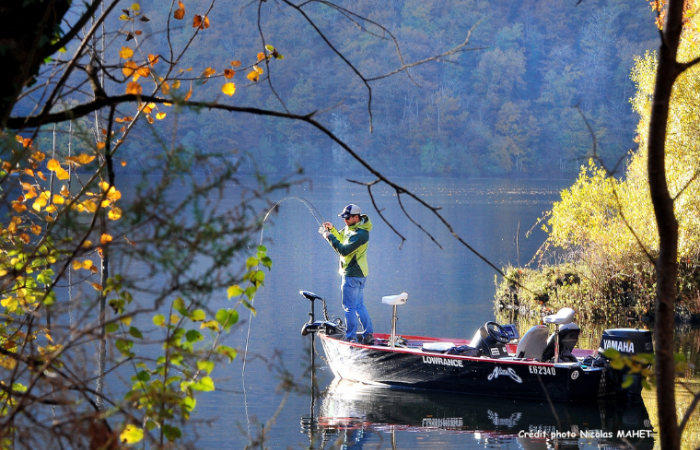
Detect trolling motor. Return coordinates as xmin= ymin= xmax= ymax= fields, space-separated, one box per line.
xmin=300 ymin=291 xmax=342 ymax=336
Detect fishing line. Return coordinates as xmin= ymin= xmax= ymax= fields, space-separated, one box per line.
xmin=241 ymin=196 xmax=325 ymax=439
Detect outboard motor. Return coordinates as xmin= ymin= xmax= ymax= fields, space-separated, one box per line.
xmin=469 ymin=321 xmax=510 ymax=358
xmin=542 ymin=323 xmax=580 ymax=362
xmin=599 ymin=328 xmax=654 ymax=395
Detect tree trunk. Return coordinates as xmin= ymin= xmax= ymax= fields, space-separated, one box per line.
xmin=647 ymin=1 xmax=686 ymax=449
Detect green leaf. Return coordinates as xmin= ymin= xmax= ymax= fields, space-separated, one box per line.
xmin=610 ymin=358 xmax=625 ymax=370
xmin=173 ymin=297 xmax=188 ymax=315
xmin=215 ymin=309 xmax=239 ymax=331
xmin=261 ymin=256 xmax=272 ymax=269
xmin=192 ymin=376 xmax=215 ymax=392
xmin=602 ymin=348 xmax=620 ymax=359
xmin=182 ymin=396 xmax=196 ymax=411
xmin=185 ymin=329 xmax=203 ymax=342
xmin=265 ymin=45 xmax=274 ymax=51
xmin=129 ymin=327 xmax=143 ymax=339
xmin=217 ymin=345 xmax=237 ymax=362
xmin=227 ymin=284 xmax=243 ymax=299
xmin=254 ymin=270 xmax=265 ymax=283
xmin=116 ymin=339 xmax=134 ymax=356
xmin=163 ymin=424 xmax=182 ymax=442
xmin=136 ymin=370 xmax=151 ymax=382
xmin=674 ymin=353 xmax=687 ymax=363
xmin=245 ymin=256 xmax=258 ymax=268
xmin=244 ymin=286 xmax=257 ymax=299
xmin=190 ymin=309 xmax=206 ymax=322
xmin=120 ymin=425 xmax=143 ymax=444
xmin=621 ymin=374 xmax=633 ymax=388
xmin=197 ymin=360 xmax=214 ymax=374
xmin=153 ymin=314 xmax=166 ymax=327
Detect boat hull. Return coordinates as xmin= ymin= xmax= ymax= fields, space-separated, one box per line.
xmin=319 ymin=333 xmax=613 ymax=402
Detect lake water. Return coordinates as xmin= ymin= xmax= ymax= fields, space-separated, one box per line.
xmin=126 ymin=176 xmax=697 ymax=449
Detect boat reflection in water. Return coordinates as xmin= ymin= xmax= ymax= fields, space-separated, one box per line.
xmin=312 ymin=379 xmax=654 ymax=449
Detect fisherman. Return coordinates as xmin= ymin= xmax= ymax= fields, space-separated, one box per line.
xmin=319 ymin=204 xmax=374 ymax=344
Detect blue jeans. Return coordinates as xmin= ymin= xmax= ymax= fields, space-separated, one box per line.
xmin=341 ymin=276 xmax=373 ymax=341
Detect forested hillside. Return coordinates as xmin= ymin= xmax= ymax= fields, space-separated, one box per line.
xmin=38 ymin=0 xmax=658 ymax=177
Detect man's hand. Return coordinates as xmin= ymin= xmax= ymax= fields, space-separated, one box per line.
xmin=318 ymin=226 xmax=329 ymax=239
xmin=322 ymin=222 xmax=334 ymax=230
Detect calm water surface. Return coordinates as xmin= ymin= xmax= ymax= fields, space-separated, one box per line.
xmin=168 ymin=176 xmax=697 ymax=449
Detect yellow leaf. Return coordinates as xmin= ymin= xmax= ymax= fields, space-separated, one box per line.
xmin=82 ymin=260 xmax=94 ymax=270
xmin=23 ymin=168 xmax=34 ymax=176
xmin=101 ymin=234 xmax=113 ymax=244
xmin=82 ymin=240 xmax=92 ymax=248
xmin=121 ymin=161 xmax=127 ymax=167
xmin=247 ymin=71 xmax=259 ymax=82
xmin=172 ymin=80 xmax=181 ymax=89
xmin=221 ymin=83 xmax=236 ymax=96
xmin=60 ymin=185 xmax=70 ymax=197
xmin=108 ymin=208 xmax=122 ymax=220
xmin=72 ymin=260 xmax=81 ymax=270
xmin=200 ymin=320 xmax=220 ymax=331
xmin=121 ymin=316 xmax=132 ymax=326
xmin=203 ymin=67 xmax=216 ymax=78
xmin=254 ymin=65 xmax=264 ymax=74
xmin=44 ymin=205 xmax=57 ymax=213
xmin=148 ymin=54 xmax=159 ymax=67
xmin=147 ymin=115 xmax=154 ymax=124
xmin=156 ymin=112 xmax=166 ymax=120
xmin=132 ymin=3 xmax=140 ymax=11
xmin=32 ymin=151 xmax=45 ymax=162
xmin=30 ymin=224 xmax=41 ymax=235
xmin=82 ymin=200 xmax=97 ymax=213
xmin=126 ymin=82 xmax=142 ymax=95
xmin=37 ymin=171 xmax=47 ymax=181
xmin=47 ymin=159 xmax=61 ymax=171
xmin=52 ymin=195 xmax=65 ymax=205
xmin=119 ymin=47 xmax=134 ymax=59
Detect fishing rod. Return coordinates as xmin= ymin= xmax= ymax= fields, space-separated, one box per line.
xmin=241 ymin=196 xmax=325 ymax=440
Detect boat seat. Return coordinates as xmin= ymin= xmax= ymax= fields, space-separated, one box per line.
xmin=382 ymin=292 xmax=408 ymax=306
xmin=515 ymin=325 xmax=549 ymax=359
xmin=543 ymin=307 xmax=575 ymax=325
xmin=542 ymin=322 xmax=580 ymax=362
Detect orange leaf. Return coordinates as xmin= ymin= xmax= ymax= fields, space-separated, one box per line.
xmin=221 ymin=82 xmax=236 ymax=96
xmin=247 ymin=70 xmax=259 ymax=82
xmin=30 ymin=224 xmax=41 ymax=235
xmin=202 ymin=67 xmax=216 ymax=78
xmin=91 ymin=283 xmax=104 ymax=291
xmin=193 ymin=15 xmax=202 ymax=28
xmin=156 ymin=112 xmax=166 ymax=120
xmin=147 ymin=115 xmax=154 ymax=124
xmin=257 ymin=52 xmax=265 ymax=62
xmin=184 ymin=88 xmax=192 ymax=101
xmin=223 ymin=69 xmax=235 ymax=79
xmin=135 ymin=30 xmax=143 ymax=35
xmin=148 ymin=54 xmax=159 ymax=66
xmin=37 ymin=171 xmax=47 ymax=181
xmin=136 ymin=66 xmax=150 ymax=78
xmin=121 ymin=161 xmax=127 ymax=167
xmin=126 ymin=82 xmax=142 ymax=95
xmin=231 ymin=60 xmax=242 ymax=67
xmin=122 ymin=61 xmax=137 ymax=77
xmin=174 ymin=1 xmax=185 ymax=19
xmin=119 ymin=47 xmax=134 ymax=59
xmin=12 ymin=203 xmax=27 ymax=213
xmin=19 ymin=233 xmax=30 ymax=244
xmin=101 ymin=234 xmax=113 ymax=244
xmin=97 ymin=142 xmax=106 ymax=150
xmin=31 ymin=151 xmax=45 ymax=162
xmin=203 ymin=15 xmax=210 ymax=28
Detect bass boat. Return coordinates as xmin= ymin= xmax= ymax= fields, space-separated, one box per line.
xmin=299 ymin=291 xmax=653 ymax=403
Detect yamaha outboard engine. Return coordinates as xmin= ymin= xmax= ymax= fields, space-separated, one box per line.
xmin=599 ymin=328 xmax=654 ymax=395
xmin=542 ymin=323 xmax=580 ymax=362
xmin=470 ymin=321 xmax=510 ymax=358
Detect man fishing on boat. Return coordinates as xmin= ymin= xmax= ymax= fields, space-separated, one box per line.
xmin=318 ymin=204 xmax=374 ymax=344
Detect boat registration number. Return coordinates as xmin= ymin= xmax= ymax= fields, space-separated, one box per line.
xmin=529 ymin=365 xmax=556 ymax=376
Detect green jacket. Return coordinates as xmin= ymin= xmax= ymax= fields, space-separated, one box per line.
xmin=325 ymin=214 xmax=372 ymax=278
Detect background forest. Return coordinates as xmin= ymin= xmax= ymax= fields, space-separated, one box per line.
xmin=31 ymin=0 xmax=659 ymax=177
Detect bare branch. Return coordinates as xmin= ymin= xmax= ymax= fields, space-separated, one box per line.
xmin=348 ymin=178 xmax=406 ymax=248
